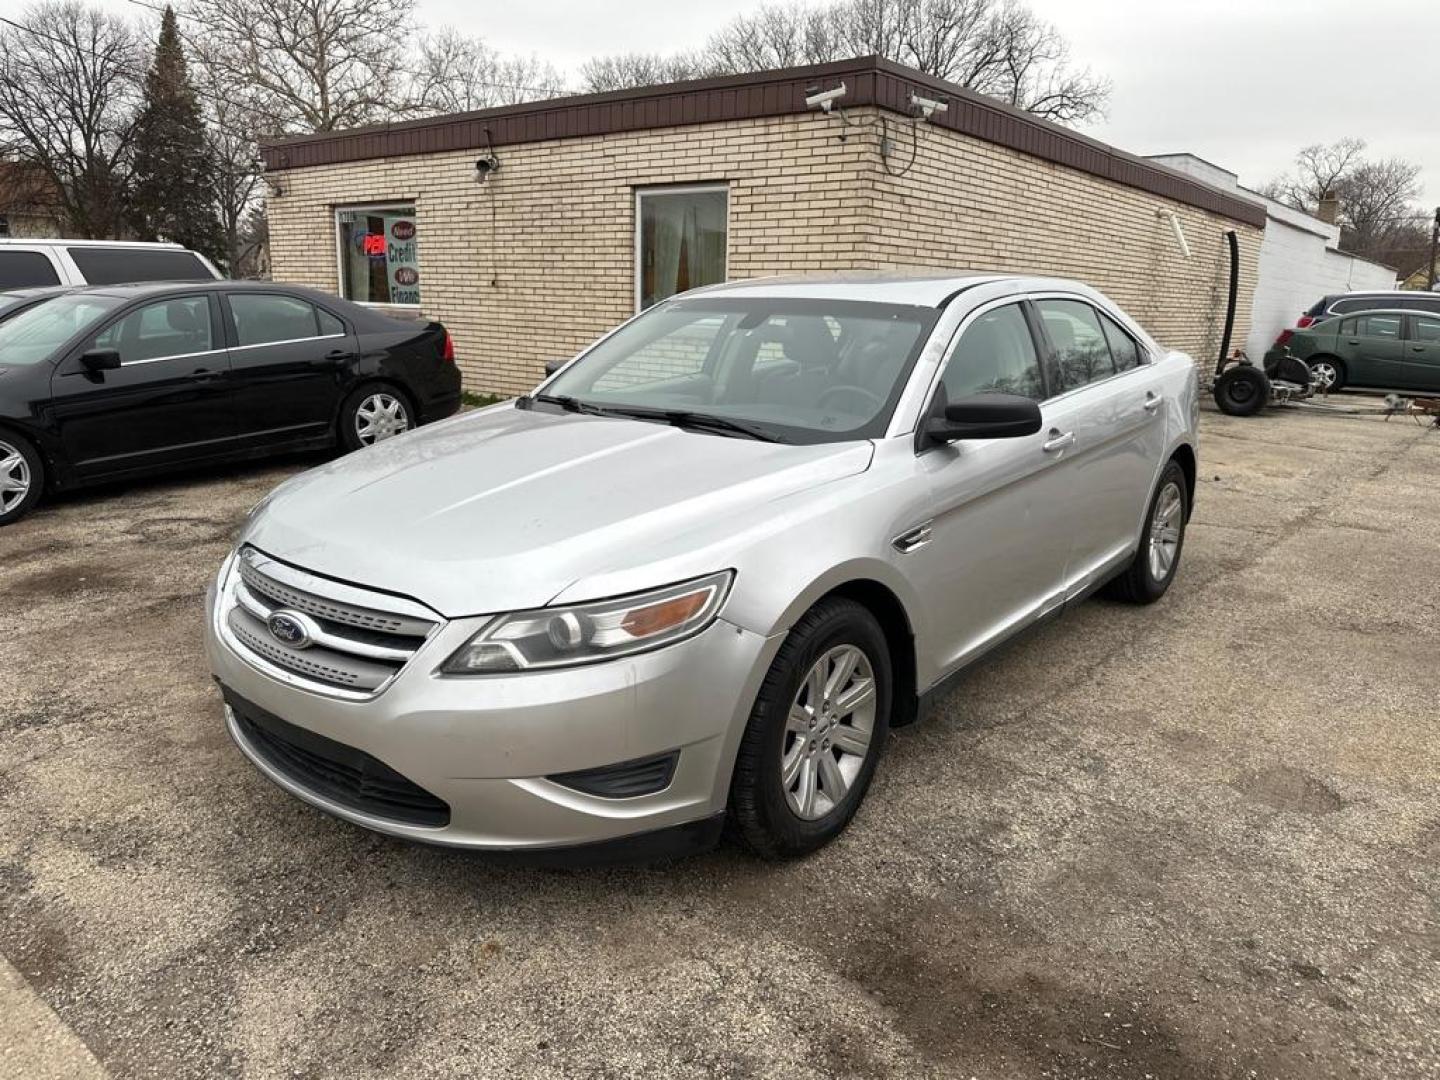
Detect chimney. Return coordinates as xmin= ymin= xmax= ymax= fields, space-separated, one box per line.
xmin=1317 ymin=197 xmax=1339 ymax=225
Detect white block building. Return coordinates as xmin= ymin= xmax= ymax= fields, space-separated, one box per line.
xmin=1148 ymin=154 xmax=1397 ymax=359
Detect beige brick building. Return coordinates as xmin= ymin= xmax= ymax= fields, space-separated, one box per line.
xmin=262 ymin=57 xmax=1264 ymax=397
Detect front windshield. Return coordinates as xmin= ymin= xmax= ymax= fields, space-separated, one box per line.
xmin=543 ymin=297 xmax=939 ymax=443
xmin=0 ymin=294 xmax=123 ymax=366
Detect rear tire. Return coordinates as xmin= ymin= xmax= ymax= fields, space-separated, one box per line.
xmin=729 ymin=597 xmax=892 ymax=859
xmin=1307 ymin=356 xmax=1345 ymax=392
xmin=1107 ymin=460 xmax=1188 ymax=605
xmin=0 ymin=432 xmax=43 ymax=527
xmin=339 ymin=383 xmax=414 ymax=452
xmin=1214 ymin=365 xmax=1269 ymax=416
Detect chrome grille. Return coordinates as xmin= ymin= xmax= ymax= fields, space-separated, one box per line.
xmin=237 ymin=555 xmax=432 ymax=636
xmin=220 ymin=546 xmax=440 ymax=697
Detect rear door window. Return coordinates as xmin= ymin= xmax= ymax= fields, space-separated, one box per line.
xmin=0 ymin=250 xmax=60 ymax=288
xmin=228 ymin=293 xmax=326 ymax=347
xmin=1410 ymin=316 xmax=1440 ymax=343
xmin=1036 ymin=299 xmax=1115 ymax=392
xmin=68 ymin=247 xmax=213 ymax=285
xmin=1097 ymin=311 xmax=1142 ymax=372
xmin=1354 ymin=313 xmax=1402 ymax=340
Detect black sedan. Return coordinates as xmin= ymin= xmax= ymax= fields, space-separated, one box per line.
xmin=0 ymin=281 xmax=461 ymax=525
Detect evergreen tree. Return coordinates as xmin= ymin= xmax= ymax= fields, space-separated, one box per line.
xmin=130 ymin=7 xmax=224 ymax=264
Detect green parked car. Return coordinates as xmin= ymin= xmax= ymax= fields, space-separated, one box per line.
xmin=1270 ymin=309 xmax=1440 ymax=393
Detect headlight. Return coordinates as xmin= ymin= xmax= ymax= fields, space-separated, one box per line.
xmin=439 ymin=571 xmax=734 ymax=674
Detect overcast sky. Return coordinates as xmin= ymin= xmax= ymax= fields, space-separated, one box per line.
xmin=411 ymin=0 xmax=1438 ymax=205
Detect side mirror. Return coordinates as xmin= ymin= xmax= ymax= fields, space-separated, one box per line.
xmin=543 ymin=358 xmax=565 ymax=376
xmin=80 ymin=348 xmax=122 ymax=372
xmin=923 ymin=393 xmax=1042 ymax=445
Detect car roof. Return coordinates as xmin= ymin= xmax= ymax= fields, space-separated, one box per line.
xmin=1331 ymin=290 xmax=1431 ymax=300
xmin=0 ymin=238 xmax=190 ymax=250
xmin=687 ymin=272 xmax=1066 ymax=307
xmin=1311 ymin=308 xmax=1414 ymax=324
xmin=0 ymin=285 xmax=78 ymax=300
xmin=64 ymin=280 xmax=322 ymax=300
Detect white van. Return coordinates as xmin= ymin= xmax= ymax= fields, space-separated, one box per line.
xmin=0 ymin=239 xmax=223 ymax=289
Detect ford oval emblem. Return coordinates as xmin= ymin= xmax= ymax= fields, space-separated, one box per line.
xmin=267 ymin=610 xmax=315 ymax=649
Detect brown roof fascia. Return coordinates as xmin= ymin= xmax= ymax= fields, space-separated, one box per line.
xmin=260 ymin=56 xmax=1266 ymax=228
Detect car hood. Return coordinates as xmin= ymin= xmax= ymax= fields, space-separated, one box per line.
xmin=242 ymin=404 xmax=873 ymax=616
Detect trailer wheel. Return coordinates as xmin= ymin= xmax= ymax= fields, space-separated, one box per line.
xmin=1214 ymin=366 xmax=1269 ymax=416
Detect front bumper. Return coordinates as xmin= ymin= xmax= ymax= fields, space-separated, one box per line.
xmin=204 ymin=565 xmax=781 ymax=853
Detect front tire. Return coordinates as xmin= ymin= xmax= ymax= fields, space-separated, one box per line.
xmin=729 ymin=597 xmax=892 ymax=859
xmin=1107 ymin=460 xmax=1188 ymax=605
xmin=0 ymin=433 xmax=43 ymax=526
xmin=339 ymin=383 xmax=414 ymax=452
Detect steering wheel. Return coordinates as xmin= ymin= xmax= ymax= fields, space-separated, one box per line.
xmin=817 ymin=384 xmax=884 ymax=415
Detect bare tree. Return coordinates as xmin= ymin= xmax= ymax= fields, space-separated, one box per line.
xmin=1262 ymin=137 xmax=1367 ymax=210
xmin=413 ymin=28 xmax=567 ymax=113
xmin=1263 ymin=138 xmax=1430 ymax=278
xmin=1340 ymin=157 xmax=1423 ymax=254
xmin=179 ymin=0 xmax=413 ymax=133
xmin=582 ymin=0 xmax=1110 ymax=124
xmin=189 ymin=39 xmax=269 ymax=273
xmin=0 ymin=1 xmax=144 ymax=237
xmin=580 ymin=52 xmax=711 ymax=93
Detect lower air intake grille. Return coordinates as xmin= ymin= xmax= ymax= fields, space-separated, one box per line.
xmin=548 ymin=751 xmax=679 ymax=798
xmin=227 ymin=692 xmax=450 ymax=827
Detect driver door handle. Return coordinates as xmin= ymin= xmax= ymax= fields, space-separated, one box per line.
xmin=1042 ymin=429 xmax=1075 ymax=453
xmin=1143 ymin=392 xmax=1162 ymax=412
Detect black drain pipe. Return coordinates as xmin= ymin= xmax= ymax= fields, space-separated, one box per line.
xmin=1216 ymin=229 xmax=1239 ymax=376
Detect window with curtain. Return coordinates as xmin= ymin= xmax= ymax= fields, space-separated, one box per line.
xmin=637 ymin=187 xmax=727 ymax=310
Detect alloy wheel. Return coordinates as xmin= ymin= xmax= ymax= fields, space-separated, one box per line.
xmin=1148 ymin=481 xmax=1183 ymax=582
xmin=781 ymin=644 xmax=876 ymax=820
xmin=1310 ymin=361 xmax=1338 ymax=391
xmin=354 ymin=393 xmax=411 ymax=445
xmin=0 ymin=439 xmax=31 ymax=515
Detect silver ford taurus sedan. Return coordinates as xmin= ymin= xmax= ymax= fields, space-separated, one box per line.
xmin=205 ymin=274 xmax=1199 ymax=860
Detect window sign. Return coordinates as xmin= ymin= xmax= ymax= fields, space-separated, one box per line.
xmin=337 ymin=206 xmax=420 ymax=306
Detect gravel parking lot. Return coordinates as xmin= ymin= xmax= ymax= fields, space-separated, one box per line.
xmin=2 ymin=403 xmax=1437 ymax=1079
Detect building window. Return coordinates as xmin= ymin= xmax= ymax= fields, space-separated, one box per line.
xmin=336 ymin=204 xmax=420 ymax=306
xmin=636 ymin=185 xmax=727 ymax=310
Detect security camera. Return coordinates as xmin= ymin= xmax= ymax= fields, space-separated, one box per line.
xmin=910 ymin=93 xmax=949 ymax=120
xmin=475 ymin=154 xmax=500 ymax=181
xmin=804 ymin=82 xmax=848 ymax=114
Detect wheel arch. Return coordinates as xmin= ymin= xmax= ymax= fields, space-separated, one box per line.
xmin=802 ymin=577 xmax=920 ymax=728
xmin=1168 ymin=442 xmax=1197 ymax=521
xmin=335 ymin=377 xmax=417 ymax=441
xmin=0 ymin=419 xmax=55 ymax=490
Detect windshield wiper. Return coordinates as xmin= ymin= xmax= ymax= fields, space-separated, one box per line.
xmin=653 ymin=410 xmax=788 ymax=443
xmin=524 ymin=395 xmax=786 ymax=443
xmin=527 ymin=393 xmax=610 ymax=416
